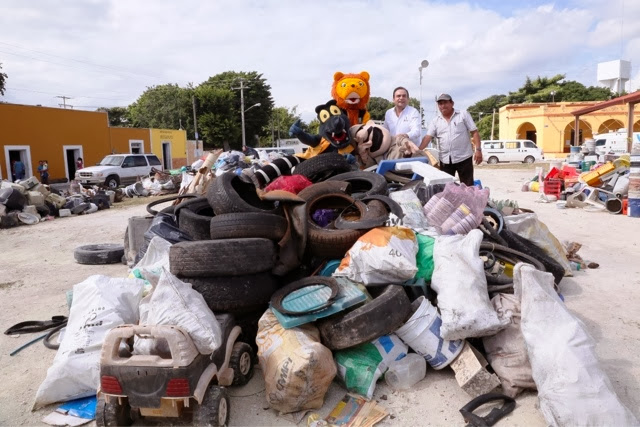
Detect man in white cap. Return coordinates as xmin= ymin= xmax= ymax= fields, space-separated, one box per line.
xmin=383 ymin=86 xmax=421 ymax=146
xmin=420 ymin=93 xmax=482 ymax=186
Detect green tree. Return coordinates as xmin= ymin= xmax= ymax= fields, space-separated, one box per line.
xmin=96 ymin=106 xmax=132 ymax=127
xmin=0 ymin=62 xmax=7 ymax=96
xmin=193 ymin=85 xmax=238 ymax=149
xmin=558 ymin=81 xmax=614 ymax=102
xmin=467 ymin=95 xmax=507 ymax=140
xmin=200 ymin=71 xmax=274 ymax=150
xmin=128 ymin=84 xmax=191 ymax=131
xmin=260 ymin=106 xmax=304 ymax=146
xmin=367 ymin=96 xmax=393 ymax=121
xmin=308 ymin=119 xmax=320 ymax=135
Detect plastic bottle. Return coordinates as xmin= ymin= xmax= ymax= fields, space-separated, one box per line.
xmin=570 ymin=261 xmax=581 ymax=271
xmin=384 ymin=353 xmax=427 ymax=390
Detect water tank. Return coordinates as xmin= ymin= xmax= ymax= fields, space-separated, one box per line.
xmin=597 ymin=60 xmax=631 ymax=93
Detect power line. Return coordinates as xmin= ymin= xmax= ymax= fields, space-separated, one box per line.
xmin=5 ymin=86 xmax=131 ymax=101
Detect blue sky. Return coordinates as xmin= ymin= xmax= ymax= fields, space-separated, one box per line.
xmin=1 ymin=0 xmax=638 ymax=125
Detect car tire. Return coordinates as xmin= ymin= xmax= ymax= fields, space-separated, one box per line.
xmin=105 ymin=175 xmax=120 ymax=189
xmin=74 ymin=244 xmax=125 ymax=265
xmin=230 ymin=342 xmax=255 ymax=386
xmin=292 ymin=152 xmax=352 ymax=182
xmin=327 ymin=171 xmax=388 ymax=198
xmin=487 ymin=156 xmax=499 ymax=165
xmin=96 ymin=396 xmax=135 ymax=427
xmin=207 ymin=172 xmax=280 ymax=215
xmin=180 ymin=273 xmax=280 ymax=313
xmin=524 ymin=156 xmax=535 ymax=164
xmin=499 ymin=229 xmax=565 ymax=284
xmin=209 ymin=212 xmax=287 ymax=241
xmin=176 ymin=197 xmax=215 ymax=240
xmin=194 ymin=386 xmax=229 ymax=427
xmin=170 ymin=239 xmax=276 ymax=277
xmin=317 ymin=285 xmax=412 ymax=350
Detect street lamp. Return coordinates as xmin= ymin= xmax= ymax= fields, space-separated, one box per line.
xmin=550 ymin=91 xmax=556 ymax=103
xmin=418 ymin=59 xmax=429 ymax=133
xmin=241 ymin=102 xmax=261 ymax=148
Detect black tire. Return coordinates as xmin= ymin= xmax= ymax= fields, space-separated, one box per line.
xmin=230 ymin=342 xmax=255 ymax=386
xmin=487 ymin=156 xmax=499 ymax=165
xmin=74 ymin=244 xmax=125 ymax=265
xmin=91 ymin=194 xmax=111 ymax=210
xmin=170 ymin=239 xmax=276 ymax=277
xmin=209 ymin=212 xmax=287 ymax=240
xmin=35 ymin=204 xmax=50 ymax=217
xmin=71 ymin=202 xmax=90 ymax=215
xmin=499 ymin=229 xmax=565 ymax=284
xmin=292 ymin=152 xmax=352 ymax=182
xmin=177 ymin=197 xmax=215 ymax=240
xmin=327 ymin=171 xmax=388 ymax=198
xmin=96 ymin=396 xmax=134 ymax=427
xmin=180 ymin=273 xmax=280 ymax=313
xmin=45 ymin=200 xmax=59 ymax=217
xmin=317 ymin=285 xmax=412 ymax=350
xmin=235 ymin=309 xmax=265 ymax=354
xmin=524 ymin=155 xmax=535 ymax=164
xmin=207 ymin=172 xmax=280 ymax=215
xmin=193 ymin=386 xmax=229 ymax=427
xmin=0 ymin=188 xmax=26 ymax=211
xmin=105 ymin=175 xmax=120 ymax=189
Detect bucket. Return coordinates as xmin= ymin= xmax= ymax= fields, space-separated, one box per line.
xmin=605 ymin=198 xmax=622 ymax=214
xmin=105 ymin=190 xmax=115 ymax=204
xmin=570 ymin=146 xmax=581 ymax=154
xmin=585 ymin=139 xmax=597 ymax=153
xmin=581 ymin=161 xmax=595 ymax=172
xmin=394 ymin=296 xmax=464 ymax=370
xmin=629 ymin=197 xmax=640 ymax=218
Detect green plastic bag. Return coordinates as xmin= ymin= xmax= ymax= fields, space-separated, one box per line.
xmin=415 ymin=234 xmax=435 ymax=280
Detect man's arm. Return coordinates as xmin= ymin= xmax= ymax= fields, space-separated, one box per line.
xmin=471 ymin=130 xmax=482 ymax=165
xmin=420 ymin=135 xmax=433 ymax=150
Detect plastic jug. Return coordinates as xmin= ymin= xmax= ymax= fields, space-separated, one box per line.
xmin=384 ymin=353 xmax=427 ymax=390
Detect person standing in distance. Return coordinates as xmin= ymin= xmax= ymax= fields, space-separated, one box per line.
xmin=383 ymin=87 xmax=421 ymax=146
xmin=420 ymin=93 xmax=482 ymax=186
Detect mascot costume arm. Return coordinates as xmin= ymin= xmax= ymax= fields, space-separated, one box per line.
xmin=331 ymin=71 xmax=371 ymax=127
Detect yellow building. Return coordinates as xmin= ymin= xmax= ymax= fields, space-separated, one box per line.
xmin=499 ymin=102 xmax=640 ymax=158
xmin=0 ymin=103 xmax=187 ymax=182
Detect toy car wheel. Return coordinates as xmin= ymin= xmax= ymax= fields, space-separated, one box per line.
xmin=230 ymin=342 xmax=255 ymax=386
xmin=96 ymin=396 xmax=135 ymax=427
xmin=194 ymin=386 xmax=229 ymax=427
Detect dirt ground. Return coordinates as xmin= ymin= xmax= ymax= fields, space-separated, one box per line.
xmin=1 ymin=165 xmax=639 ymax=426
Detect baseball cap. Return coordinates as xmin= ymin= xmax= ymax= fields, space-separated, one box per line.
xmin=436 ymin=93 xmax=452 ymax=102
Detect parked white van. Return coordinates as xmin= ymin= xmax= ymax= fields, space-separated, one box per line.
xmin=481 ymin=140 xmax=543 ymax=164
xmin=591 ymin=131 xmax=639 ymax=155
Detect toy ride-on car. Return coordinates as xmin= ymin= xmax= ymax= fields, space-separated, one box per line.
xmin=96 ymin=313 xmax=254 ymax=426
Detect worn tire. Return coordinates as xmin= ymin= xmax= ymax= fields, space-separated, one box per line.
xmin=176 ymin=197 xmax=215 ymax=240
xmin=292 ymin=152 xmax=352 ymax=182
xmin=207 ymin=172 xmax=280 ymax=215
xmin=317 ymin=285 xmax=412 ymax=350
xmin=96 ymin=396 xmax=135 ymax=427
xmin=193 ymin=386 xmax=229 ymax=427
xmin=180 ymin=273 xmax=280 ymax=313
xmin=327 ymin=171 xmax=388 ymax=198
xmin=209 ymin=212 xmax=287 ymax=240
xmin=74 ymin=244 xmax=125 ymax=265
xmin=170 ymin=239 xmax=276 ymax=277
xmin=230 ymin=342 xmax=255 ymax=386
xmin=500 ymin=228 xmax=565 ymax=284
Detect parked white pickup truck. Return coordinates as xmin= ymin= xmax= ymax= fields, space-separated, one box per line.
xmin=75 ymin=154 xmax=162 ymax=188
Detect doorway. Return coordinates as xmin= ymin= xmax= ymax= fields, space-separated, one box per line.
xmin=525 ymin=131 xmax=537 ymax=143
xmin=4 ymin=145 xmax=33 ymax=181
xmin=162 ymin=142 xmax=172 ymax=169
xmin=129 ymin=140 xmax=144 ymax=154
xmin=63 ymin=145 xmax=83 ymax=182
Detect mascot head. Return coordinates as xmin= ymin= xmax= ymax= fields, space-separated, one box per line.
xmin=316 ymin=100 xmax=352 ymax=149
xmin=349 ymin=120 xmax=392 ymax=159
xmin=331 ymin=71 xmax=370 ymax=109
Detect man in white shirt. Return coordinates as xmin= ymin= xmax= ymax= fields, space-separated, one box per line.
xmin=420 ymin=93 xmax=482 ymax=186
xmin=383 ymin=87 xmax=421 ymax=146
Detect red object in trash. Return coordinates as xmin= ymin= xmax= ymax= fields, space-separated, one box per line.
xmin=561 ymin=165 xmax=579 ymax=177
xmin=544 ymin=178 xmax=562 ymax=198
xmin=265 ymin=174 xmax=313 ymax=194
xmin=545 ymin=167 xmax=564 ymax=180
xmin=622 ymin=199 xmax=628 ymax=215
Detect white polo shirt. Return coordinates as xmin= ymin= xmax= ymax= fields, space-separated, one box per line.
xmin=426 ymin=109 xmax=477 ymax=164
xmin=383 ymin=105 xmax=421 ymax=146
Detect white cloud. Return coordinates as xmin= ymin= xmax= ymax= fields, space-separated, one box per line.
xmin=0 ymin=0 xmax=638 ymax=125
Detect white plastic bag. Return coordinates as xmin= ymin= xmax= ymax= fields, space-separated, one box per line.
xmin=135 ymin=269 xmax=222 ymax=355
xmin=334 ymin=226 xmax=418 ymax=285
xmin=389 ymin=189 xmax=428 ymax=231
xmin=130 ymin=235 xmax=172 ymax=288
xmin=514 ymin=263 xmax=637 ymax=426
xmin=33 ymin=276 xmax=145 ymax=409
xmin=503 ymin=213 xmax=571 ymax=276
xmin=431 ymin=229 xmax=508 ymax=340
xmin=257 ymin=309 xmax=336 ymax=414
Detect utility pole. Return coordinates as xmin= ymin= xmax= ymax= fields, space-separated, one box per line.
xmin=192 ymin=95 xmax=199 ymax=144
xmin=56 ymin=95 xmax=73 ymax=109
xmin=232 ymin=79 xmax=249 ymax=147
xmin=490 ymin=108 xmax=496 ymax=140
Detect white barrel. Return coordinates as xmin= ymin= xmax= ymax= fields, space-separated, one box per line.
xmin=395 ymin=296 xmax=464 ymax=370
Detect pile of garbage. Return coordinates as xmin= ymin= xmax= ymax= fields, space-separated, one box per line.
xmin=122 ymin=168 xmax=181 ymax=198
xmin=0 ymin=177 xmax=118 ymax=228
xmin=521 ymin=150 xmax=639 ymax=217
xmin=22 ymin=152 xmax=637 ymax=426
